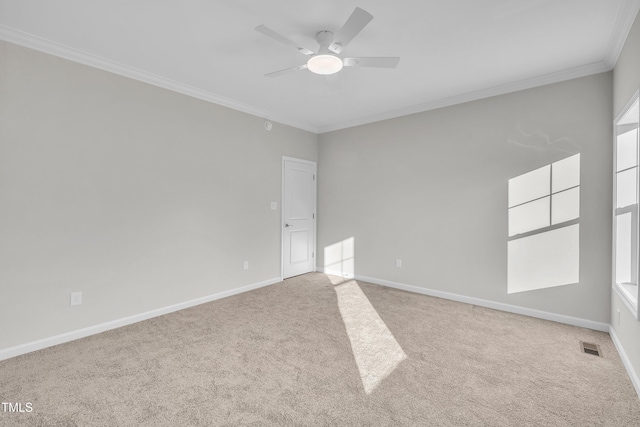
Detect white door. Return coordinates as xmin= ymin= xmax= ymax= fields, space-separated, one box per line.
xmin=282 ymin=157 xmax=316 ymax=279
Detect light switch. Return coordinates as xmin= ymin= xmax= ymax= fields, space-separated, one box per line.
xmin=271 ymin=202 xmax=277 ymax=210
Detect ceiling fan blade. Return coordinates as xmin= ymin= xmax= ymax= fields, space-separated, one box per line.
xmin=328 ymin=7 xmax=373 ymax=54
xmin=265 ymin=64 xmax=308 ymax=78
xmin=343 ymin=57 xmax=400 ymax=68
xmin=255 ymin=25 xmax=315 ymax=55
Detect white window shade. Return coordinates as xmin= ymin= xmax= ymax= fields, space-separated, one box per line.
xmin=612 ymin=93 xmax=640 ymax=316
xmin=617 ymin=168 xmax=638 ymax=209
xmin=616 ymin=213 xmax=633 ymax=284
xmin=617 ymin=129 xmax=638 ymax=171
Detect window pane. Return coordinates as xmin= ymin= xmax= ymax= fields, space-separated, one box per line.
xmin=508 ymin=165 xmax=550 ymax=208
xmin=617 ymin=128 xmax=638 ymax=171
xmin=616 ymin=212 xmax=633 ymax=284
xmin=551 ymin=187 xmax=580 ymax=225
xmin=508 ymin=197 xmax=550 ymax=236
xmin=552 ymin=154 xmax=580 ymax=193
xmin=508 ymin=224 xmax=579 ymax=294
xmin=617 ymin=167 xmax=638 ymax=208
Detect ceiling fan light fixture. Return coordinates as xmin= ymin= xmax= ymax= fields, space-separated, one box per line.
xmin=307 ymin=54 xmax=343 ymax=75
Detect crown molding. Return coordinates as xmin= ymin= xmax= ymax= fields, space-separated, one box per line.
xmin=605 ymin=0 xmax=640 ymax=68
xmin=2 ymin=1 xmax=636 ymax=138
xmin=0 ymin=25 xmax=320 ymax=134
xmin=318 ymin=61 xmax=613 ymax=134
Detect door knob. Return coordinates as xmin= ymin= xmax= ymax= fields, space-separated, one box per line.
xmin=285 ymin=224 xmax=292 ymax=227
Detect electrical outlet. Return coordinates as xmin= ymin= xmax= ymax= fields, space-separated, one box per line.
xmin=243 ymin=261 xmax=249 ymax=270
xmin=70 ymin=292 xmax=82 ymax=306
xmin=395 ymin=258 xmax=402 ymax=268
xmin=616 ymin=308 xmax=621 ymax=326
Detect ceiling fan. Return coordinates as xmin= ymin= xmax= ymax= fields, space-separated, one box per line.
xmin=255 ymin=7 xmax=400 ymax=77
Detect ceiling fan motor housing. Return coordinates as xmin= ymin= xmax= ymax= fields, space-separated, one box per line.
xmin=316 ymin=30 xmax=335 ymax=52
xmin=256 ymin=7 xmax=399 ymax=77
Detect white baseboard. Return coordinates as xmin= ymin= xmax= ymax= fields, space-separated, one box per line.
xmin=610 ymin=326 xmax=640 ymax=398
xmin=315 ymin=268 xmax=609 ymax=332
xmin=358 ymin=274 xmax=610 ymax=331
xmin=0 ymin=276 xmax=282 ymax=361
xmin=318 ymin=269 xmax=640 ymax=396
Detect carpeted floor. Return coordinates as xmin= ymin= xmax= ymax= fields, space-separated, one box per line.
xmin=1 ymin=272 xmax=639 ymax=426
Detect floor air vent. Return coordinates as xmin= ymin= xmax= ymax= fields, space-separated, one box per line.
xmin=580 ymin=341 xmax=602 ymax=357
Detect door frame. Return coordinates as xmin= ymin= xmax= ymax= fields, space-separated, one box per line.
xmin=281 ymin=156 xmax=317 ymax=280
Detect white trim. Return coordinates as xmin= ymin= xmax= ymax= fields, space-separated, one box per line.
xmin=610 ymin=326 xmax=640 ymax=398
xmin=614 ymin=283 xmax=640 ymax=320
xmin=605 ymin=0 xmax=640 ymax=68
xmin=0 ymin=24 xmax=622 ymax=136
xmin=0 ymin=25 xmax=318 ymax=134
xmin=612 ymin=90 xmax=640 ymax=319
xmin=0 ymin=276 xmax=281 ymax=362
xmin=316 ymin=268 xmax=610 ymax=332
xmin=317 ymin=61 xmax=612 ymax=134
xmin=615 ymin=89 xmax=640 ymax=123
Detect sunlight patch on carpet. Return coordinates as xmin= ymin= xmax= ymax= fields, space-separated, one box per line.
xmin=334 ymin=280 xmax=407 ymax=394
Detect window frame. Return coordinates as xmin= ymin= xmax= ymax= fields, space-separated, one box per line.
xmin=613 ymin=90 xmax=640 ymax=319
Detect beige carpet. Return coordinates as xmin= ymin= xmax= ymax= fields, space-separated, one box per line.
xmin=1 ymin=272 xmax=639 ymax=426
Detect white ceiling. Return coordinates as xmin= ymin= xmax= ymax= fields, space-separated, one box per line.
xmin=1 ymin=0 xmax=639 ymax=133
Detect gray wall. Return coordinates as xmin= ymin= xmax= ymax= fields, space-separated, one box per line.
xmin=318 ymin=72 xmax=613 ymax=323
xmin=0 ymin=41 xmax=317 ymax=350
xmin=611 ymin=11 xmax=640 ymax=385
xmin=2 ymin=11 xmax=637 ymax=369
